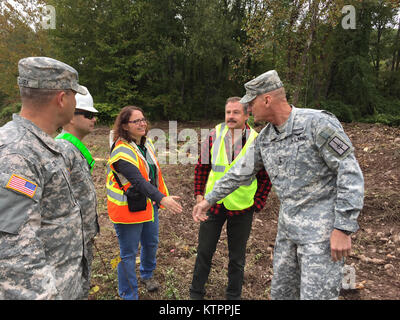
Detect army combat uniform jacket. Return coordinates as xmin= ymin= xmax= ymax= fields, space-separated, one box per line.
xmin=206 ymin=106 xmax=364 ymax=244
xmin=56 ymin=134 xmax=99 ymax=254
xmin=56 ymin=135 xmax=99 ymax=297
xmin=0 ymin=115 xmax=84 ymax=299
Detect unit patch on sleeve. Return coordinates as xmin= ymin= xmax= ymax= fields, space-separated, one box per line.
xmin=328 ymin=135 xmax=350 ymax=157
xmin=6 ymin=174 xmax=38 ymax=198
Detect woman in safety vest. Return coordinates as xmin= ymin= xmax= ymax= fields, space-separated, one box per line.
xmin=107 ymin=106 xmax=182 ymax=300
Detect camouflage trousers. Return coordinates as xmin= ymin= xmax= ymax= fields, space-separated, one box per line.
xmin=79 ymin=239 xmax=95 ymax=300
xmin=270 ymin=235 xmax=343 ymax=300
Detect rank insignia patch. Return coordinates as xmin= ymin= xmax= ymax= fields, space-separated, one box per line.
xmin=328 ymin=136 xmax=350 ymax=156
xmin=6 ymin=174 xmax=37 ymax=198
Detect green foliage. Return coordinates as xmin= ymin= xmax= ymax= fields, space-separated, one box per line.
xmin=0 ymin=103 xmax=21 ymax=125
xmin=1 ymin=0 xmax=399 ymax=123
xmin=361 ymin=113 xmax=400 ymax=127
xmin=371 ymin=97 xmax=400 ymax=116
xmin=360 ymin=97 xmax=400 ymax=126
xmin=164 ymin=267 xmax=181 ymax=299
xmin=94 ymin=103 xmax=122 ymax=126
xmin=317 ymin=100 xmax=355 ymax=123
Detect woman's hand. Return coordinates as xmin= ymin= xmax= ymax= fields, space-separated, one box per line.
xmin=160 ymin=196 xmax=183 ymax=214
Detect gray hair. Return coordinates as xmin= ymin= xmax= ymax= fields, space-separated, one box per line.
xmin=19 ymin=87 xmax=66 ymax=106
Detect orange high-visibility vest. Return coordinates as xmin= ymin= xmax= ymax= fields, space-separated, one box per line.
xmin=106 ymin=138 xmax=169 ymax=224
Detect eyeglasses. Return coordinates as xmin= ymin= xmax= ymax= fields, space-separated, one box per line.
xmin=127 ymin=118 xmax=147 ymax=125
xmin=74 ymin=111 xmax=96 ymax=119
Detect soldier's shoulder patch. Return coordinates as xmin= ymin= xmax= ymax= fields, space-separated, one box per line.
xmin=327 ymin=134 xmax=351 ymax=158
xmin=6 ymin=174 xmax=38 ymax=198
xmin=328 ymin=136 xmax=350 ymax=156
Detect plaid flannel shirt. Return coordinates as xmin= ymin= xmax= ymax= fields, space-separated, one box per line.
xmin=194 ymin=123 xmax=272 ymax=216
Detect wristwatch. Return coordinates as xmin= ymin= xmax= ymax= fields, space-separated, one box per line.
xmin=335 ymin=228 xmax=352 ymax=236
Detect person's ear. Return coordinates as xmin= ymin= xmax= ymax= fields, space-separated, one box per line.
xmin=55 ymin=90 xmax=67 ymax=108
xmin=264 ymin=94 xmax=273 ymax=107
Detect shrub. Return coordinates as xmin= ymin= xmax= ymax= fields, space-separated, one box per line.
xmin=316 ymin=100 xmax=355 ymax=123
xmin=94 ymin=103 xmax=122 ymax=126
xmin=361 ymin=114 xmax=400 ymax=127
xmin=371 ymin=98 xmax=400 ymax=116
xmin=0 ymin=103 xmax=22 ymax=126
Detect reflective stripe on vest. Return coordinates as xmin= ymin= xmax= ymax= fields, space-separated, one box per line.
xmin=106 ymin=139 xmax=168 ymax=224
xmin=205 ymin=123 xmax=258 ymax=211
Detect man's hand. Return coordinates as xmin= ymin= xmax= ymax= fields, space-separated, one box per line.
xmin=192 ymin=199 xmax=211 ymax=222
xmin=330 ymin=229 xmax=352 ymax=262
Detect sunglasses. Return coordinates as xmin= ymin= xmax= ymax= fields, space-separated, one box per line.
xmin=74 ymin=111 xmax=96 ymax=119
xmin=126 ymin=118 xmax=147 ymax=125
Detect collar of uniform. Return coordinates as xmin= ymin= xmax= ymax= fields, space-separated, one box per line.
xmin=12 ymin=114 xmax=63 ymax=154
xmin=273 ymin=105 xmax=297 ymax=141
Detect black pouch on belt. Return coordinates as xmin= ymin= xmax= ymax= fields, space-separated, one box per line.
xmin=125 ymin=186 xmax=147 ymax=212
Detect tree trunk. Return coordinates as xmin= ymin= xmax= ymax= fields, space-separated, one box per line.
xmin=392 ymin=17 xmax=400 ymax=71
xmin=287 ymin=0 xmax=302 ymax=83
xmin=375 ymin=23 xmax=383 ymax=79
xmin=292 ymin=0 xmax=318 ymax=105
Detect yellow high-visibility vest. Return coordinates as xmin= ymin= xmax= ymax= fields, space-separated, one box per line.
xmin=205 ymin=123 xmax=258 ymax=210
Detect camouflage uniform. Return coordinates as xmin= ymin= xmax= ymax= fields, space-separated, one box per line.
xmin=206 ymin=71 xmax=364 ymax=300
xmin=0 ymin=116 xmax=84 ymax=299
xmin=56 ymin=133 xmax=99 ymax=298
xmin=0 ymin=57 xmax=87 ymax=299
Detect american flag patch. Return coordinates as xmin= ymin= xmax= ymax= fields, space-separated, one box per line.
xmin=6 ymin=174 xmax=37 ymax=198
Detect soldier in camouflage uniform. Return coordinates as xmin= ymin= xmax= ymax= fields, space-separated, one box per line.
xmin=193 ymin=70 xmax=364 ymax=300
xmin=0 ymin=57 xmax=87 ymax=299
xmin=55 ymin=86 xmax=100 ymax=299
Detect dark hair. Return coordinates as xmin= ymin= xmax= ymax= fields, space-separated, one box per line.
xmin=112 ymin=105 xmax=149 ymax=145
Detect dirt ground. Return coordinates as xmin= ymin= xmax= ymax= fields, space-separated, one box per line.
xmin=86 ymin=121 xmax=400 ymax=300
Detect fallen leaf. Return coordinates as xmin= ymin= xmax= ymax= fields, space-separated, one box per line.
xmin=110 ymin=256 xmax=121 ymax=269
xmin=89 ymin=285 xmax=100 ymax=295
xmin=356 ymin=280 xmax=367 ymax=290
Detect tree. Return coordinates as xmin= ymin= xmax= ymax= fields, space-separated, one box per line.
xmin=0 ymin=0 xmax=52 ymax=107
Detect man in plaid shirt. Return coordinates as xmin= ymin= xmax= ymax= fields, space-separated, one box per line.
xmin=190 ymin=97 xmax=272 ymax=300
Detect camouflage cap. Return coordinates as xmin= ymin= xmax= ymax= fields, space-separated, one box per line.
xmin=17 ymin=57 xmax=87 ymax=95
xmin=240 ymin=70 xmax=283 ymax=104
